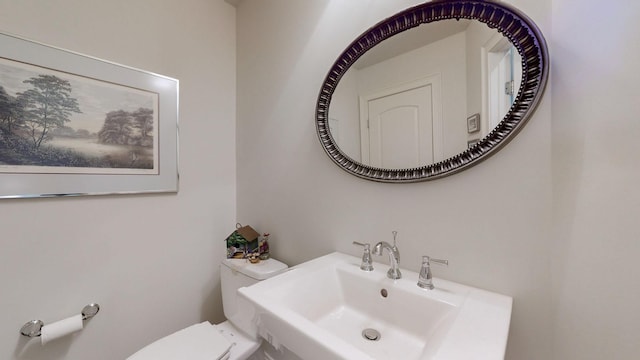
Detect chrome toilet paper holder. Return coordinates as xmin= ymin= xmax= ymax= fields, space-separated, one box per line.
xmin=20 ymin=303 xmax=100 ymax=337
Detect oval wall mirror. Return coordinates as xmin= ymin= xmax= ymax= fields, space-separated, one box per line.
xmin=316 ymin=0 xmax=549 ymax=182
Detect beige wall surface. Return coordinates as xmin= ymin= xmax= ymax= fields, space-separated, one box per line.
xmin=0 ymin=1 xmax=236 ymax=359
xmin=550 ymin=0 xmax=640 ymax=359
xmin=236 ymin=0 xmax=553 ymax=359
xmin=3 ymin=0 xmax=640 ymax=359
xmin=236 ymin=0 xmax=640 ymax=359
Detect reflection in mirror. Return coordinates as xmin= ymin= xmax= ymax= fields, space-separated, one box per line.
xmin=316 ymin=0 xmax=549 ymax=182
xmin=328 ymin=19 xmax=522 ymax=170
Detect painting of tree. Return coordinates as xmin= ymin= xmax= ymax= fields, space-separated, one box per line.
xmin=132 ymin=107 xmax=153 ymax=146
xmin=97 ymin=110 xmax=134 ymax=145
xmin=0 ymin=33 xmax=177 ymax=198
xmin=17 ymin=75 xmax=82 ymax=149
xmin=97 ymin=107 xmax=154 ymax=147
xmin=0 ymin=57 xmax=158 ymax=173
xmin=0 ymin=85 xmax=26 ymax=133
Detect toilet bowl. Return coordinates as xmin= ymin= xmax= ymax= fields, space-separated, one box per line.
xmin=127 ymin=258 xmax=288 ymax=360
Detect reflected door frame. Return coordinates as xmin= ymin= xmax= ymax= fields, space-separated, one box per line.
xmin=358 ymin=75 xmax=443 ymax=167
xmin=481 ymin=33 xmax=522 ymax=137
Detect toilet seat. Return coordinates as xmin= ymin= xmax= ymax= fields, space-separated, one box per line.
xmin=129 ymin=257 xmax=288 ymax=360
xmin=127 ymin=321 xmax=232 ymax=360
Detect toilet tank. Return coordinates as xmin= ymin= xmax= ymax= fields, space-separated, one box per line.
xmin=220 ymin=258 xmax=288 ymax=329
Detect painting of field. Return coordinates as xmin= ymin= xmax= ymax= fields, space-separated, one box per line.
xmin=0 ymin=57 xmax=158 ymax=174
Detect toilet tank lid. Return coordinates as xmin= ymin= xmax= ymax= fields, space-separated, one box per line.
xmin=222 ymin=258 xmax=288 ymax=280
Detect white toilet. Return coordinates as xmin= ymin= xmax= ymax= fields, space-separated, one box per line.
xmin=127 ymin=258 xmax=288 ymax=360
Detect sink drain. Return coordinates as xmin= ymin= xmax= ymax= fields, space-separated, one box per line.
xmin=362 ymin=328 xmax=381 ymax=341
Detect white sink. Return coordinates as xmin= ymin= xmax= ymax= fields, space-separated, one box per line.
xmin=237 ymin=252 xmax=512 ymax=360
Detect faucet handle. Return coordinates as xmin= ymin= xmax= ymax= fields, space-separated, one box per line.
xmin=418 ymin=255 xmax=448 ymax=290
xmin=352 ymin=241 xmax=374 ymax=271
xmin=429 ymin=257 xmax=449 ymax=266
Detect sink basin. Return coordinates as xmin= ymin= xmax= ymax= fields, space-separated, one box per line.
xmin=237 ymin=252 xmax=512 ymax=360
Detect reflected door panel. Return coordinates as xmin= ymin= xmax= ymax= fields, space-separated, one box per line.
xmin=365 ymin=84 xmax=436 ymax=169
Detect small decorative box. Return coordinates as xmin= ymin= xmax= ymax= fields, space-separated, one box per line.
xmin=225 ymin=223 xmax=260 ymax=259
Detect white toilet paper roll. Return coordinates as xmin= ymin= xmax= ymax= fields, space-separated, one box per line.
xmin=41 ymin=314 xmax=83 ymax=345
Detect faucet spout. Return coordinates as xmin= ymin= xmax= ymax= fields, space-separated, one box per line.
xmin=372 ymin=241 xmax=401 ymax=279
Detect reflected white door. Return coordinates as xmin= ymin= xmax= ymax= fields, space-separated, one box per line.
xmin=360 ymin=76 xmax=442 ymax=169
xmin=488 ymin=46 xmax=521 ymax=128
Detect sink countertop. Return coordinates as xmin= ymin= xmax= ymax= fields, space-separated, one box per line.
xmin=238 ymin=252 xmax=513 ymax=360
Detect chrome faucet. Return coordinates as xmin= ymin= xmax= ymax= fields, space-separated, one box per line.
xmin=373 ymin=232 xmax=401 ymax=279
xmin=417 ymin=255 xmax=449 ymax=290
xmin=352 ymin=241 xmax=374 ymax=271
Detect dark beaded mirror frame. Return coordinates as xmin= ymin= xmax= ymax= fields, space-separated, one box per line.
xmin=315 ymin=0 xmax=549 ymax=182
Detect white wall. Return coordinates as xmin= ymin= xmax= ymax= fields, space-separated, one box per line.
xmin=550 ymin=0 xmax=640 ymax=358
xmin=236 ymin=0 xmax=553 ymax=359
xmin=3 ymin=1 xmax=635 ymax=359
xmin=0 ymin=1 xmax=236 ymax=359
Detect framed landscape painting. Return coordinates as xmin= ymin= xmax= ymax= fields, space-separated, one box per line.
xmin=0 ymin=32 xmax=178 ymax=199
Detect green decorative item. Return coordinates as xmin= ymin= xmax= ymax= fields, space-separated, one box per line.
xmin=225 ymin=223 xmax=260 ymax=259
